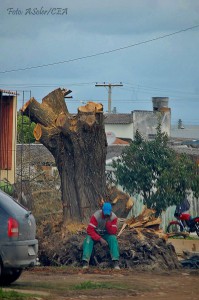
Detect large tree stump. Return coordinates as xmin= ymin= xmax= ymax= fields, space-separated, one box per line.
xmin=21 ymin=88 xmax=107 ymax=223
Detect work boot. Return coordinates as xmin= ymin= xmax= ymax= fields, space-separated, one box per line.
xmin=113 ymin=260 xmax=120 ymax=270
xmin=82 ymin=260 xmax=89 ymax=269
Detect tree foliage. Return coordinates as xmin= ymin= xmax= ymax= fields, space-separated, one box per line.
xmin=17 ymin=113 xmax=36 ymax=143
xmin=112 ymin=124 xmax=199 ymax=216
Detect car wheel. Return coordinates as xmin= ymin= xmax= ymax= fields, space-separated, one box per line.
xmin=0 ymin=268 xmax=22 ymax=286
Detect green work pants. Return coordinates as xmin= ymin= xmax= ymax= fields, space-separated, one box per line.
xmin=82 ymin=234 xmax=119 ymax=263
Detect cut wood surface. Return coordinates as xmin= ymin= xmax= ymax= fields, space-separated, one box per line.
xmin=78 ymin=101 xmax=103 ymax=113
xmin=118 ymin=206 xmax=168 ymax=241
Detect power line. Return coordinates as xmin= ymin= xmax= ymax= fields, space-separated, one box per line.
xmin=1 ymin=24 xmax=199 ymax=74
xmin=123 ymin=82 xmax=199 ymax=96
xmin=1 ymin=81 xmax=199 ymax=98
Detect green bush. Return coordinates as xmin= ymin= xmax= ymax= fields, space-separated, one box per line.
xmin=0 ymin=181 xmax=13 ymax=196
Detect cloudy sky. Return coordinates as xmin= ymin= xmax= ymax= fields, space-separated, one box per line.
xmin=0 ymin=0 xmax=199 ymax=125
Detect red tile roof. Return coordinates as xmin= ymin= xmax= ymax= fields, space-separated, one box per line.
xmin=113 ymin=138 xmax=129 ymax=145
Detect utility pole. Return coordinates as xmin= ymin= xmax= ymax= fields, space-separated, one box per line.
xmin=95 ymin=82 xmax=123 ymax=113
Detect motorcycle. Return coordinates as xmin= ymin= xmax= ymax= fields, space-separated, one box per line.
xmin=167 ymin=211 xmax=199 ymax=237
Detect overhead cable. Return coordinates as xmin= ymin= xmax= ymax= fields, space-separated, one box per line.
xmin=0 ymin=24 xmax=199 ymax=74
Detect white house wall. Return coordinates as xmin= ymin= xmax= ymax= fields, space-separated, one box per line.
xmin=105 ymin=123 xmax=134 ymax=140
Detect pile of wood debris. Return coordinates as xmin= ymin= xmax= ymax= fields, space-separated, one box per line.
xmin=38 ymin=206 xmax=180 ymax=270
xmin=180 ymin=251 xmax=199 ymax=269
xmin=117 ymin=207 xmax=166 ymax=240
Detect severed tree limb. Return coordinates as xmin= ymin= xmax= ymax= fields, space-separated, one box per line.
xmin=42 ymin=88 xmax=69 ymax=115
xmin=21 ymin=97 xmax=57 ymax=127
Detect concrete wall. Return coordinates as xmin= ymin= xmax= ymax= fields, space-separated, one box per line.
xmin=132 ymin=110 xmax=171 ymax=139
xmin=105 ymin=123 xmax=134 ymax=140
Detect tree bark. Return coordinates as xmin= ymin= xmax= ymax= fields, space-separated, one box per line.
xmin=21 ymin=88 xmax=107 ymax=223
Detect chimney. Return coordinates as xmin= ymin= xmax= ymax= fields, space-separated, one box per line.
xmin=152 ymin=97 xmax=169 ymax=112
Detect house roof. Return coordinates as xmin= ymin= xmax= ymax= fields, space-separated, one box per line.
xmin=17 ymin=143 xmax=128 ymax=165
xmin=16 ymin=144 xmax=55 ymax=166
xmin=170 ymin=145 xmax=199 ymax=158
xmin=113 ymin=138 xmax=129 ymax=145
xmin=106 ymin=145 xmax=128 ymax=160
xmin=0 ymin=89 xmax=18 ymax=96
xmin=16 ymin=143 xmax=199 ymax=168
xmin=104 ymin=113 xmax=133 ymax=124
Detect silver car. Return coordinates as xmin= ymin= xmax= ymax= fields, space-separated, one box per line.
xmin=0 ymin=189 xmax=38 ymax=285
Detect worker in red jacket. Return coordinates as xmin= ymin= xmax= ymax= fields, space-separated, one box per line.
xmin=82 ymin=202 xmax=120 ymax=269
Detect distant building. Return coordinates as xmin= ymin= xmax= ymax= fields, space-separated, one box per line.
xmin=104 ymin=97 xmax=171 ymax=141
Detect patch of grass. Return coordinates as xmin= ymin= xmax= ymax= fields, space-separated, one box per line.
xmin=0 ymin=289 xmax=29 ymax=299
xmin=71 ymin=280 xmax=125 ymax=290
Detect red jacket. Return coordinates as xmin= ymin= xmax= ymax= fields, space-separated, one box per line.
xmin=87 ymin=209 xmax=118 ymax=241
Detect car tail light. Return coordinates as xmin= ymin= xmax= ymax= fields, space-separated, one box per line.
xmin=8 ymin=217 xmax=19 ymax=237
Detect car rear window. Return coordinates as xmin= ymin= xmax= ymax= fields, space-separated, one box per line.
xmin=0 ymin=190 xmax=27 ymax=216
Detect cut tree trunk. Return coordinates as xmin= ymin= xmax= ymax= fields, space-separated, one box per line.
xmin=21 ymin=88 xmax=107 ymax=223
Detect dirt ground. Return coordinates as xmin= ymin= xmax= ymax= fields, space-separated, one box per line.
xmin=6 ymin=266 xmax=199 ymax=300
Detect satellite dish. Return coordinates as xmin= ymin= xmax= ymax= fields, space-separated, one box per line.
xmin=106 ymin=131 xmax=116 ymax=145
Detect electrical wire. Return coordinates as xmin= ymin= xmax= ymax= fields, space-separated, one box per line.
xmin=0 ymin=24 xmax=199 ymax=74
xmin=0 ymin=81 xmax=199 ymax=99
xmin=123 ymin=83 xmax=199 ymax=96
xmin=1 ymin=81 xmax=199 ymax=97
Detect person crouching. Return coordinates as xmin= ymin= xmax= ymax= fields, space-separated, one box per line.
xmin=82 ymin=202 xmax=120 ymax=270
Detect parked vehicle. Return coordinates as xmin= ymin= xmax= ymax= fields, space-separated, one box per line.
xmin=0 ymin=189 xmax=38 ymax=285
xmin=167 ymin=199 xmax=199 ymax=237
